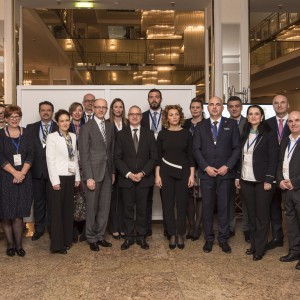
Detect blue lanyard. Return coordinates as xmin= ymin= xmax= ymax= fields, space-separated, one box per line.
xmin=288 ymin=138 xmax=300 ymax=158
xmin=149 ymin=110 xmax=162 ymax=132
xmin=211 ymin=118 xmax=222 ymax=141
xmin=276 ymin=119 xmax=287 ymax=142
xmin=40 ymin=121 xmax=53 ymax=141
xmin=6 ymin=127 xmax=21 ymax=154
xmin=247 ymin=134 xmax=259 ymax=151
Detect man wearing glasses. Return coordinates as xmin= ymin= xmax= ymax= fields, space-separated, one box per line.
xmin=79 ymin=99 xmax=115 ymax=252
xmin=81 ymin=93 xmax=95 ymax=123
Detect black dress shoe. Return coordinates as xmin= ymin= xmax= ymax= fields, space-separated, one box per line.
xmin=177 ymin=243 xmax=185 ymax=250
xmin=177 ymin=235 xmax=185 ymax=250
xmin=244 ymin=231 xmax=250 ymax=243
xmin=98 ymin=240 xmax=112 ymax=247
xmin=191 ymin=228 xmax=201 ymax=241
xmin=229 ymin=231 xmax=235 ymax=238
xmin=15 ymin=248 xmax=26 ymax=257
xmin=253 ymin=254 xmax=263 ymax=261
xmin=137 ymin=239 xmax=149 ymax=250
xmin=295 ymin=261 xmax=300 ymax=270
xmin=267 ymin=239 xmax=283 ymax=250
xmin=203 ymin=241 xmax=213 ymax=253
xmin=52 ymin=249 xmax=67 ymax=254
xmin=245 ymin=249 xmax=255 ymax=255
xmin=112 ymin=234 xmax=120 ymax=240
xmin=279 ymin=253 xmax=300 ymax=262
xmin=6 ymin=248 xmax=15 ymax=257
xmin=186 ymin=234 xmax=193 ymax=239
xmin=169 ymin=236 xmax=176 ymax=250
xmin=219 ymin=242 xmax=231 ymax=253
xmin=89 ymin=242 xmax=100 ymax=252
xmin=65 ymin=245 xmax=71 ymax=250
xmin=121 ymin=239 xmax=134 ymax=250
xmin=31 ymin=232 xmax=44 ymax=241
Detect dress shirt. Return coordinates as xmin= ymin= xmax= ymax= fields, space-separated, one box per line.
xmin=39 ymin=120 xmax=53 ymax=143
xmin=85 ymin=113 xmax=94 ymax=123
xmin=283 ymin=134 xmax=300 ymax=180
xmin=276 ymin=114 xmax=288 ymax=127
xmin=149 ymin=108 xmax=162 ymax=135
xmin=94 ymin=115 xmax=105 ymax=132
xmin=209 ymin=117 xmax=222 ymax=130
xmin=241 ymin=133 xmax=257 ymax=182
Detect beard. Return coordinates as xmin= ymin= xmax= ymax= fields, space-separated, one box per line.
xmin=150 ymin=101 xmax=161 ymax=110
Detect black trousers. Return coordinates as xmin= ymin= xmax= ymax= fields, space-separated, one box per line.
xmin=32 ymin=176 xmax=51 ymax=234
xmin=240 ymin=180 xmax=275 ymax=256
xmin=122 ymin=184 xmax=150 ymax=241
xmin=270 ymin=187 xmax=284 ymax=241
xmin=109 ymin=179 xmax=124 ymax=234
xmin=201 ymin=177 xmax=232 ymax=243
xmin=48 ymin=175 xmax=75 ymax=252
xmin=282 ymin=189 xmax=300 ymax=254
xmin=161 ymin=170 xmax=189 ymax=236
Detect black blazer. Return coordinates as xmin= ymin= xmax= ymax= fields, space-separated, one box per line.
xmin=237 ymin=124 xmax=279 ymax=184
xmin=193 ymin=117 xmax=241 ymax=180
xmin=141 ymin=109 xmax=164 ymax=132
xmin=26 ymin=120 xmax=58 ymax=179
xmin=114 ymin=126 xmax=157 ymax=188
xmin=277 ymin=136 xmax=300 ymax=190
xmin=80 ymin=112 xmax=93 ymax=125
xmin=266 ymin=116 xmax=290 ymax=145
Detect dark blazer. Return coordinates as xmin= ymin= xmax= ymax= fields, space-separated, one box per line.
xmin=237 ymin=124 xmax=279 ymax=184
xmin=26 ymin=120 xmax=58 ymax=179
xmin=193 ymin=117 xmax=241 ymax=180
xmin=266 ymin=116 xmax=290 ymax=145
xmin=80 ymin=112 xmax=93 ymax=125
xmin=277 ymin=136 xmax=300 ymax=190
xmin=141 ymin=109 xmax=164 ymax=131
xmin=114 ymin=126 xmax=157 ymax=188
xmin=237 ymin=115 xmax=246 ymax=136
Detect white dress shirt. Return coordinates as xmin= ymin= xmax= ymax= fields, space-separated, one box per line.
xmin=283 ymin=134 xmax=300 ymax=180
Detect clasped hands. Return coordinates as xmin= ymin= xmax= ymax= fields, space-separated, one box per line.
xmin=13 ymin=171 xmax=25 ymax=184
xmin=129 ymin=172 xmax=144 ymax=182
xmin=206 ymin=165 xmax=228 ymax=177
xmin=280 ymin=179 xmax=294 ymax=191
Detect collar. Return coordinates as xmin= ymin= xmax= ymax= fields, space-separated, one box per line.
xmin=210 ymin=117 xmax=222 ymax=124
xmin=94 ymin=115 xmax=105 ymax=125
xmin=289 ymin=134 xmax=300 ymax=142
xmin=130 ymin=125 xmax=141 ymax=131
xmin=41 ymin=120 xmax=52 ymax=126
xmin=150 ymin=108 xmax=162 ymax=115
xmin=277 ymin=114 xmax=288 ymax=122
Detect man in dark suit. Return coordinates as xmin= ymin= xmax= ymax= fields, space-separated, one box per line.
xmin=277 ymin=111 xmax=300 ymax=270
xmin=141 ymin=88 xmax=164 ymax=237
xmin=79 ymin=98 xmax=115 ymax=252
xmin=227 ymin=96 xmax=249 ymax=242
xmin=81 ymin=93 xmax=95 ymax=123
xmin=266 ymin=94 xmax=290 ymax=249
xmin=26 ymin=101 xmax=58 ymax=240
xmin=193 ymin=96 xmax=241 ymax=254
xmin=115 ymin=105 xmax=157 ymax=250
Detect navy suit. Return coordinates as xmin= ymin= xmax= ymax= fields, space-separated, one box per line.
xmin=266 ymin=116 xmax=291 ymax=242
xmin=193 ymin=117 xmax=241 ymax=242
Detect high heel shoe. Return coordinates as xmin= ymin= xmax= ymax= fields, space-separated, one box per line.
xmin=177 ymin=235 xmax=185 ymax=250
xmin=169 ymin=236 xmax=176 ymax=250
xmin=6 ymin=248 xmax=15 ymax=257
xmin=253 ymin=254 xmax=263 ymax=261
xmin=112 ymin=233 xmax=120 ymax=240
xmin=246 ymin=249 xmax=255 ymax=255
xmin=15 ymin=248 xmax=26 ymax=257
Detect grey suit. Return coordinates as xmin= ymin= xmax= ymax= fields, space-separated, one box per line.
xmin=78 ymin=118 xmax=115 ymax=243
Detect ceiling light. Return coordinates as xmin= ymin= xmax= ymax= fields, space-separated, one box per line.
xmin=74 ymin=2 xmax=94 ymax=9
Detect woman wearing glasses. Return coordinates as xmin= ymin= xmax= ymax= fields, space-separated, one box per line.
xmin=46 ymin=109 xmax=80 ymax=254
xmin=0 ymin=105 xmax=34 ymax=257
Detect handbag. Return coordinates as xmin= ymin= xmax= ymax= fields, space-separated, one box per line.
xmin=73 ymin=185 xmax=86 ymax=222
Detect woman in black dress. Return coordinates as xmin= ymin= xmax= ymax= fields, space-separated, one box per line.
xmin=108 ymin=98 xmax=128 ymax=239
xmin=183 ymin=97 xmax=205 ymax=241
xmin=0 ymin=105 xmax=34 ymax=257
xmin=156 ymin=105 xmax=195 ymax=249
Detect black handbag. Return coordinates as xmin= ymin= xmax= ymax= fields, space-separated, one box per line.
xmin=73 ymin=185 xmax=86 ymax=222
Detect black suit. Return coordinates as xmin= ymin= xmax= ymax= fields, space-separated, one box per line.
xmin=193 ymin=117 xmax=241 ymax=243
xmin=114 ymin=126 xmax=157 ymax=241
xmin=277 ymin=136 xmax=300 ymax=254
xmin=26 ymin=120 xmax=58 ymax=234
xmin=266 ymin=116 xmax=291 ymax=242
xmin=80 ymin=112 xmax=93 ymax=124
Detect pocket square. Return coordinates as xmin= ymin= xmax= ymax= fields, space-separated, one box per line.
xmin=224 ymin=127 xmax=230 ymax=130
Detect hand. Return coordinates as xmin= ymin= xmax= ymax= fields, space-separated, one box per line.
xmin=128 ymin=173 xmax=138 ymax=182
xmin=112 ymin=174 xmax=115 ymax=185
xmin=53 ymin=184 xmax=61 ymax=190
xmin=205 ymin=166 xmax=218 ymax=177
xmin=285 ymin=180 xmax=294 ymax=190
xmin=188 ymin=175 xmax=194 ymax=188
xmin=75 ymin=181 xmax=80 ymax=187
xmin=135 ymin=172 xmax=144 ymax=181
xmin=87 ymin=179 xmax=95 ymax=190
xmin=235 ymin=179 xmax=241 ymax=189
xmin=217 ymin=165 xmax=229 ymax=176
xmin=279 ymin=180 xmax=289 ymax=190
xmin=264 ymin=182 xmax=272 ymax=191
xmin=13 ymin=178 xmax=22 ymax=184
xmin=155 ymin=175 xmax=162 ymax=188
xmin=14 ymin=171 xmax=25 ymax=182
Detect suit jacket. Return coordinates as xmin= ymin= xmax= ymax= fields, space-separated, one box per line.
xmin=237 ymin=115 xmax=246 ymax=136
xmin=46 ymin=131 xmax=80 ymax=186
xmin=193 ymin=117 xmax=241 ymax=180
xmin=237 ymin=126 xmax=279 ymax=184
xmin=26 ymin=120 xmax=58 ymax=179
xmin=277 ymin=136 xmax=300 ymax=190
xmin=141 ymin=109 xmax=164 ymax=131
xmin=266 ymin=116 xmax=290 ymax=146
xmin=78 ymin=118 xmax=114 ymax=182
xmin=114 ymin=126 xmax=157 ymax=188
xmin=80 ymin=112 xmax=93 ymax=125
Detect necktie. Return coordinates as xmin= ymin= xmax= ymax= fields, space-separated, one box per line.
xmin=100 ymin=120 xmax=106 ymax=144
xmin=87 ymin=114 xmax=92 ymax=121
xmin=151 ymin=112 xmax=158 ymax=131
xmin=278 ymin=118 xmax=283 ymax=142
xmin=133 ymin=128 xmax=139 ymax=153
xmin=212 ymin=121 xmax=218 ymax=142
xmin=42 ymin=124 xmax=49 ymax=144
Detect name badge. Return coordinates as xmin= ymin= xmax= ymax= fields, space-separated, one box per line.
xmin=42 ymin=143 xmax=46 ymax=148
xmin=68 ymin=161 xmax=75 ymax=174
xmin=13 ymin=154 xmax=22 ymax=166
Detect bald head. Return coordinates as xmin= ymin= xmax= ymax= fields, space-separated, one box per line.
xmin=272 ymin=95 xmax=289 ymax=118
xmin=208 ymin=96 xmax=224 ymax=120
xmin=288 ymin=111 xmax=300 ymax=138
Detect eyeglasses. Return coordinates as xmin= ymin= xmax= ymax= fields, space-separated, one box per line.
xmin=93 ymin=106 xmax=107 ymax=110
xmin=8 ymin=116 xmax=20 ymax=120
xmin=128 ymin=113 xmax=142 ymax=117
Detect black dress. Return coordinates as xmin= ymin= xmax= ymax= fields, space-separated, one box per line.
xmin=0 ymin=128 xmax=34 ymax=219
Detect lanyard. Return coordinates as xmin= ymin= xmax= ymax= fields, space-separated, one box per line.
xmin=149 ymin=110 xmax=162 ymax=132
xmin=6 ymin=127 xmax=21 ymax=154
xmin=211 ymin=118 xmax=222 ymax=141
xmin=276 ymin=119 xmax=287 ymax=142
xmin=288 ymin=138 xmax=300 ymax=158
xmin=246 ymin=134 xmax=258 ymax=151
xmin=40 ymin=121 xmax=53 ymax=141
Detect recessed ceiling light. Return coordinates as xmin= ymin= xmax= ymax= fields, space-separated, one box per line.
xmin=74 ymin=2 xmax=94 ymax=9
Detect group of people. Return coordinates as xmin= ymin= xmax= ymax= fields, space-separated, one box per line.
xmin=0 ymin=90 xmax=300 ymax=271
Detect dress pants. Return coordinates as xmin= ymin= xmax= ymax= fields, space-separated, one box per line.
xmin=85 ymin=168 xmax=112 ymax=243
xmin=33 ymin=176 xmax=51 ymax=234
xmin=122 ymin=184 xmax=149 ymax=241
xmin=282 ymin=189 xmax=300 ymax=254
xmin=270 ymin=187 xmax=284 ymax=241
xmin=48 ymin=175 xmax=75 ymax=252
xmin=201 ymin=177 xmax=232 ymax=243
xmin=161 ymin=169 xmax=189 ymax=236
xmin=240 ymin=180 xmax=275 ymax=256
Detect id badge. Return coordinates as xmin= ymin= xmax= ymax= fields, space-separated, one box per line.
xmin=68 ymin=161 xmax=75 ymax=174
xmin=244 ymin=153 xmax=252 ymax=162
xmin=13 ymin=154 xmax=22 ymax=166
xmin=42 ymin=143 xmax=46 ymax=148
